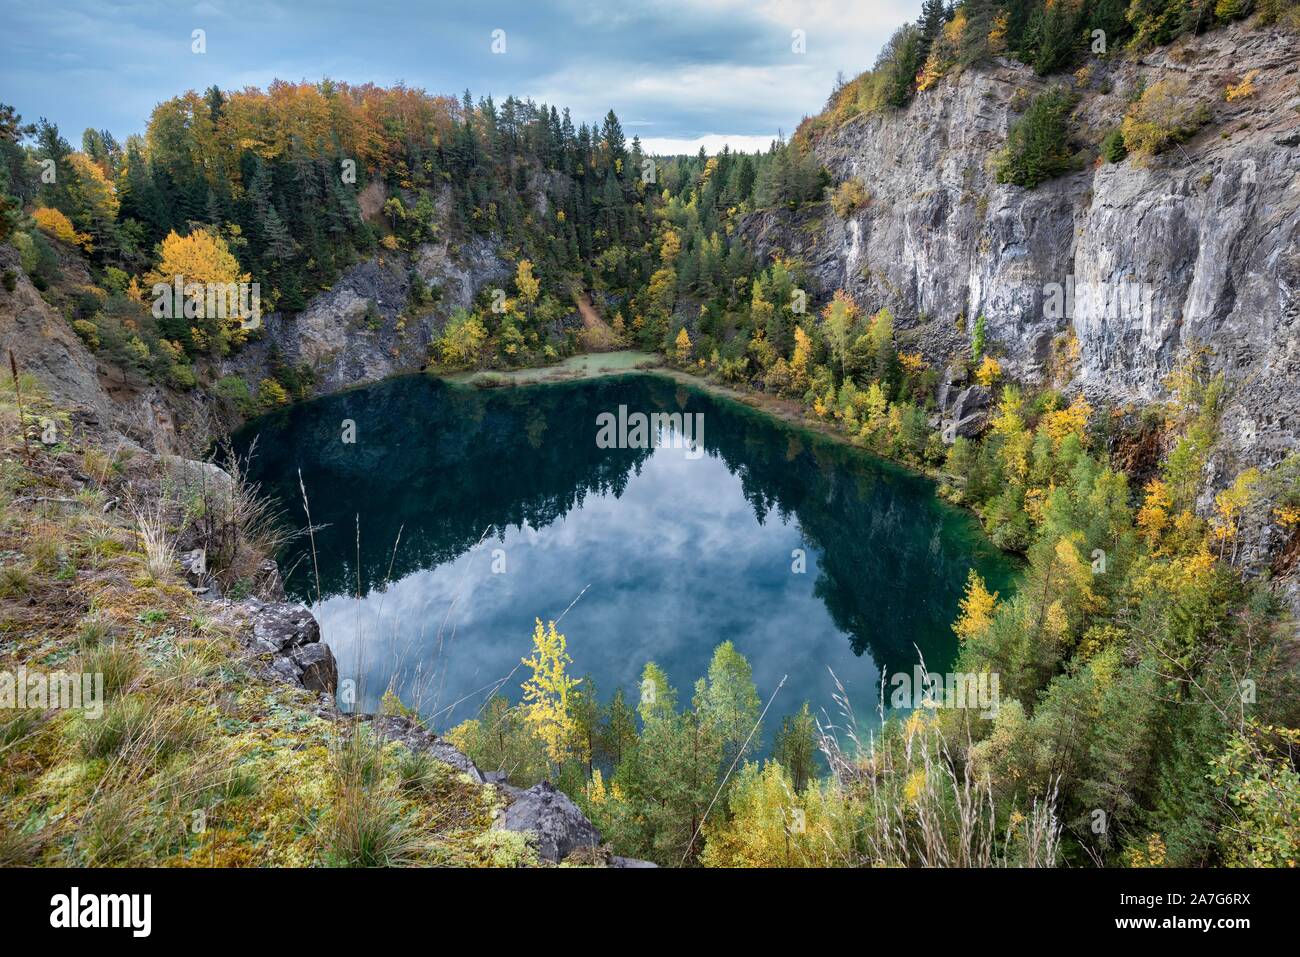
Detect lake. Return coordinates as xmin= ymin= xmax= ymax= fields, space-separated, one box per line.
xmin=235 ymin=372 xmax=1016 ymax=742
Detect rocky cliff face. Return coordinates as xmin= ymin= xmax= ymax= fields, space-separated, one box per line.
xmin=742 ymin=22 xmax=1300 ymax=482
xmin=222 ymin=234 xmax=512 ymax=397
xmin=0 ymin=243 xmax=224 ymax=456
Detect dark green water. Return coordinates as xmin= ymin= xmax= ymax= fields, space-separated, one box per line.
xmin=235 ymin=373 xmax=1015 ymax=738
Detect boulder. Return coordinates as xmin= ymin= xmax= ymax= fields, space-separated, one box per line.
xmin=497 ymin=780 xmax=602 ymax=863
xmin=950 ymin=384 xmax=991 ymax=421
xmin=943 ymin=412 xmax=989 ymax=444
xmin=940 ymin=385 xmax=992 ymax=444
xmin=936 ymin=363 xmax=970 ymax=413
xmin=158 ymin=455 xmax=234 ymax=504
xmin=250 ymin=601 xmax=321 ymax=653
xmin=291 ymin=643 xmax=338 ymax=694
xmin=236 ymin=600 xmax=343 ymax=697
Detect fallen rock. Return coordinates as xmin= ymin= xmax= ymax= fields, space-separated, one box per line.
xmin=497 ymin=780 xmax=602 ymax=863
xmin=936 ymin=362 xmax=970 ymax=413
xmin=942 ymin=411 xmax=990 ymax=444
xmin=951 ymin=384 xmax=991 ymax=421
xmin=157 ymin=454 xmax=234 ymax=505
xmin=233 ymin=599 xmax=342 ymax=698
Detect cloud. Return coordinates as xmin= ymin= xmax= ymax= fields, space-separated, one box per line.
xmin=1 ymin=0 xmax=919 ymax=146
xmin=640 ymin=134 xmax=779 ymax=156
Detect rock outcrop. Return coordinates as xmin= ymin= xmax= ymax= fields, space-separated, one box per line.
xmin=222 ymin=234 xmax=512 ymax=397
xmin=942 ymin=384 xmax=993 ymax=443
xmin=240 ymin=599 xmax=339 ymax=695
xmin=741 ymin=22 xmax=1300 ymax=486
xmin=495 ymin=780 xmax=603 ymax=864
xmin=0 ymin=245 xmax=119 ymax=430
xmin=370 ymin=714 xmax=485 ymax=784
xmin=369 ymin=713 xmax=655 ymax=866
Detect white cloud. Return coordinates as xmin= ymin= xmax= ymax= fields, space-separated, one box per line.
xmin=640 ymin=133 xmax=778 ymax=155
xmin=527 ymin=0 xmax=917 ymax=140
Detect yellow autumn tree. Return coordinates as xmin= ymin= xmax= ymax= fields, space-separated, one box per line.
xmin=991 ymin=386 xmax=1032 ymax=481
xmin=1211 ymin=468 xmax=1261 ymax=563
xmin=32 ymin=207 xmax=91 ymax=250
xmin=857 ymin=381 xmax=889 ymax=447
xmin=514 ymin=259 xmax=539 ymax=316
xmin=790 ymin=325 xmax=813 ymax=392
xmin=144 ymin=228 xmax=253 ymax=351
xmin=674 ymin=326 xmax=693 ymax=364
xmin=145 ymin=227 xmax=250 ymax=290
xmin=1042 ymin=395 xmax=1093 ymax=449
xmin=519 ymin=619 xmax=582 ymax=766
xmin=1136 ymin=478 xmax=1173 ymax=548
xmin=647 ymin=266 xmax=676 ymax=315
xmin=899 ymin=351 xmax=927 ymax=376
xmin=437 ymin=310 xmax=487 ymax=368
xmin=974 ymin=354 xmax=1002 ymax=386
xmin=659 ymin=229 xmax=681 ymax=263
xmin=700 ymin=761 xmax=858 ymax=868
xmin=954 ymin=569 xmax=999 ymax=642
xmin=67 ymin=152 xmax=119 ymax=241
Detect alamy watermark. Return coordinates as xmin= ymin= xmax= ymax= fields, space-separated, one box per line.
xmin=889 ymin=665 xmax=999 ymax=719
xmin=50 ymin=887 xmax=151 ymax=937
xmin=1 ymin=666 xmax=104 ymax=719
xmin=596 ymin=405 xmax=705 ymax=460
xmin=1042 ymin=276 xmax=1153 ymax=328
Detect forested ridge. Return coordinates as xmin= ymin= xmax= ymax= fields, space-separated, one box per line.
xmin=1 ymin=0 xmax=1297 ymax=869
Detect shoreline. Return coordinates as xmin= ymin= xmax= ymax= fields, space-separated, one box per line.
xmin=443 ymin=349 xmax=955 ymax=486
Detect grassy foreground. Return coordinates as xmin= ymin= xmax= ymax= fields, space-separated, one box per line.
xmin=0 ymin=374 xmax=551 ymax=867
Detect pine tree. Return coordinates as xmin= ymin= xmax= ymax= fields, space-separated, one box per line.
xmin=886 ymin=26 xmax=923 ymax=108
xmin=961 ymin=0 xmax=998 ymax=67
xmin=0 ymin=162 xmax=20 ymax=245
xmin=916 ymin=0 xmax=948 ymax=65
xmin=599 ymin=688 xmax=639 ymax=766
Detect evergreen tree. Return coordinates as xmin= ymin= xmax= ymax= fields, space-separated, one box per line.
xmin=885 ymin=25 xmax=923 ymax=108
xmin=961 ymin=0 xmax=998 ymax=67
xmin=917 ymin=0 xmax=948 ymax=65
xmin=698 ymin=641 xmax=761 ymax=767
xmin=773 ymin=702 xmax=818 ymax=792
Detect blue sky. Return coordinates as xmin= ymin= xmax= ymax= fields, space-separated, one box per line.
xmin=1 ymin=0 xmax=915 ymax=152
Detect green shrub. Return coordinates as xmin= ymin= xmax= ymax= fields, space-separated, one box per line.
xmin=256 ymin=378 xmax=289 ymax=409
xmin=101 ymin=266 xmax=130 ymax=296
xmin=1099 ymin=128 xmax=1128 ymax=164
xmin=166 ymin=362 xmax=198 ymax=390
xmin=214 ymin=375 xmax=255 ymax=416
xmin=995 ymin=88 xmax=1077 ymax=188
xmin=72 ymin=319 xmax=100 ymax=349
